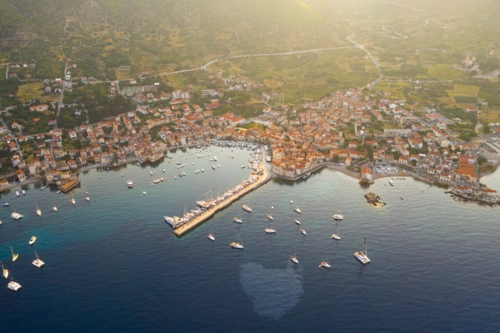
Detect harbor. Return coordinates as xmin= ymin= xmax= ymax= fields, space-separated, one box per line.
xmin=172 ymin=166 xmax=271 ymax=236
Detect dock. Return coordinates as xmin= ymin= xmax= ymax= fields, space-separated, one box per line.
xmin=173 ymin=167 xmax=272 ymax=237
xmin=58 ymin=178 xmax=81 ymax=193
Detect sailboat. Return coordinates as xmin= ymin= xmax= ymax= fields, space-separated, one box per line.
xmin=267 ymin=214 xmax=273 ymax=220
xmin=32 ymin=250 xmax=45 ymax=268
xmin=1 ymin=261 xmax=8 ymax=279
xmin=52 ymin=201 xmax=58 ymax=212
xmin=70 ymin=194 xmax=76 ymax=205
xmin=319 ymin=261 xmax=331 ymax=268
xmin=7 ymin=279 xmax=22 ymax=291
xmin=293 ymin=206 xmax=302 ymax=214
xmin=85 ymin=195 xmax=90 ymax=202
xmin=29 ymin=236 xmax=36 ymax=245
xmin=331 ymin=222 xmax=341 ymax=240
xmin=332 ymin=209 xmax=343 ymax=221
xmin=35 ymin=201 xmax=42 ymax=217
xmin=11 ymin=204 xmax=23 ymax=220
xmin=290 ymin=199 xmax=293 ymax=204
xmin=230 ymin=235 xmax=244 ymax=249
xmin=10 ymin=247 xmax=18 ymax=262
xmin=294 ymin=219 xmax=301 ymax=225
xmin=233 ymin=216 xmax=243 ymax=224
xmin=207 ymin=231 xmax=215 ymax=242
xmin=265 ymin=220 xmax=276 ymax=234
xmin=300 ymin=228 xmax=307 ymax=236
xmin=353 ymin=237 xmax=370 ymax=265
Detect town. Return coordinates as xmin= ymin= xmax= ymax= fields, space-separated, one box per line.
xmin=1 ymin=63 xmax=499 ymax=204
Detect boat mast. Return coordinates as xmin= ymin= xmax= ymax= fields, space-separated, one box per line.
xmin=363 ymin=237 xmax=367 ymax=255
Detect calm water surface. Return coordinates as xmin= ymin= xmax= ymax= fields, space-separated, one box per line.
xmin=1 ymin=146 xmax=500 ymax=332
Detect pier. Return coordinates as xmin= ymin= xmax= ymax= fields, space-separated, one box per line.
xmin=172 ymin=167 xmax=271 ymax=237
xmin=58 ymin=178 xmax=81 ymax=193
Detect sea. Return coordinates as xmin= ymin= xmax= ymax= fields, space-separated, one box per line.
xmin=1 ymin=145 xmax=500 ymax=332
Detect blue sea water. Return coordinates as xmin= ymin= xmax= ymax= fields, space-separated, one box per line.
xmin=1 ymin=146 xmax=500 ymax=332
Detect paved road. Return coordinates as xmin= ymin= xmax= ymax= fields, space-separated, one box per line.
xmin=346 ymin=33 xmax=384 ymax=89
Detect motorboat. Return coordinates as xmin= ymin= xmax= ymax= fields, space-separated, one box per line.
xmin=162 ymin=169 xmax=166 ymax=173
xmin=7 ymin=281 xmax=21 ymax=291
xmin=290 ymin=256 xmax=299 ymax=265
xmin=267 ymin=214 xmax=273 ymax=220
xmin=354 ymin=237 xmax=370 ymax=265
xmin=85 ymin=196 xmax=90 ymax=202
xmin=332 ymin=211 xmax=343 ymax=220
xmin=293 ymin=206 xmax=302 ymax=214
xmin=265 ymin=227 xmax=276 ymax=234
xmin=212 ymin=165 xmax=216 ymax=170
xmin=127 ymin=180 xmax=134 ymax=188
xmin=143 ymin=191 xmax=147 ymax=195
xmin=29 ymin=236 xmax=37 ymax=245
xmin=32 ymin=251 xmax=45 ymax=268
xmin=319 ymin=261 xmax=331 ymax=268
xmin=40 ymin=185 xmax=45 ymax=190
xmin=207 ymin=233 xmax=215 ymax=241
xmin=389 ymin=180 xmax=394 ymax=186
xmin=56 ymin=190 xmax=61 ymax=194
xmin=16 ymin=191 xmax=20 ymax=197
xmin=22 ymin=190 xmax=26 ymax=195
xmin=241 ymin=165 xmax=245 ymax=169
xmin=242 ymin=205 xmax=252 ymax=213
xmin=233 ymin=217 xmax=243 ymax=224
xmin=52 ymin=202 xmax=58 ymax=212
xmin=71 ymin=195 xmax=76 ymax=205
xmin=294 ymin=219 xmax=301 ymax=225
xmin=11 ymin=212 xmax=23 ymax=220
xmin=300 ymin=228 xmax=306 ymax=236
xmin=2 ymin=202 xmax=10 ymax=206
xmin=290 ymin=199 xmax=293 ymax=204
xmin=35 ymin=202 xmax=42 ymax=217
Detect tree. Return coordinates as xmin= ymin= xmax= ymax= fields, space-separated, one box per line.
xmin=332 ymin=154 xmax=340 ymax=163
xmin=483 ymin=123 xmax=492 ymax=134
xmin=477 ymin=156 xmax=487 ymax=165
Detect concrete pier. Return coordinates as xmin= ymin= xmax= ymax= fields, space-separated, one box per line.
xmin=173 ymin=167 xmax=271 ymax=237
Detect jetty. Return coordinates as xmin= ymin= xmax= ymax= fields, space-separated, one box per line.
xmin=172 ymin=167 xmax=271 ymax=237
xmin=58 ymin=178 xmax=81 ymax=193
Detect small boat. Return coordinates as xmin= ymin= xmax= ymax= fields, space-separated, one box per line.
xmin=29 ymin=236 xmax=36 ymax=245
xmin=290 ymin=199 xmax=293 ymax=204
xmin=271 ymin=206 xmax=274 ymax=210
xmin=0 ymin=220 xmax=2 ymax=225
xmin=265 ymin=227 xmax=276 ymax=234
xmin=1 ymin=261 xmax=9 ymax=279
xmin=218 ymin=165 xmax=220 ymax=168
xmin=70 ymin=194 xmax=76 ymax=205
xmin=230 ymin=241 xmax=244 ymax=249
xmin=207 ymin=233 xmax=215 ymax=242
xmin=294 ymin=219 xmax=301 ymax=225
xmin=32 ymin=250 xmax=45 ymax=268
xmin=353 ymin=237 xmax=370 ymax=265
xmin=162 ymin=169 xmax=166 ymax=173
xmin=290 ymin=256 xmax=299 ymax=265
xmin=389 ymin=180 xmax=394 ymax=186
xmin=293 ymin=206 xmax=302 ymax=214
xmin=241 ymin=165 xmax=245 ymax=169
xmin=143 ymin=191 xmax=147 ymax=195
xmin=400 ymin=196 xmax=404 ymax=200
xmin=15 ymin=191 xmax=20 ymax=197
xmin=201 ymin=168 xmax=204 ymax=172
xmin=10 ymin=247 xmax=18 ymax=262
xmin=22 ymin=190 xmax=26 ymax=195
xmin=319 ymin=261 xmax=331 ymax=268
xmin=300 ymin=228 xmax=307 ymax=236
xmin=85 ymin=196 xmax=90 ymax=202
xmin=56 ymin=190 xmax=61 ymax=194
xmin=121 ymin=174 xmax=125 ymax=177
xmin=40 ymin=185 xmax=45 ymax=190
xmin=242 ymin=205 xmax=252 ymax=213
xmin=127 ymin=180 xmax=134 ymax=188
xmin=35 ymin=201 xmax=42 ymax=217
xmin=212 ymin=165 xmax=216 ymax=170
xmin=7 ymin=280 xmax=21 ymax=292
xmin=331 ymin=222 xmax=341 ymax=240
xmin=332 ymin=210 xmax=343 ymax=221
xmin=11 ymin=211 xmax=23 ymax=220
xmin=267 ymin=214 xmax=273 ymax=221
xmin=52 ymin=202 xmax=58 ymax=212
xmin=233 ymin=217 xmax=243 ymax=224
xmin=137 ymin=162 xmax=141 ymax=166
xmin=2 ymin=202 xmax=11 ymax=206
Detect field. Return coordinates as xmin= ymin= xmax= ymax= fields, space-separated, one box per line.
xmin=446 ymin=84 xmax=481 ymax=98
xmin=428 ymin=65 xmax=467 ymax=80
xmin=478 ymin=106 xmax=500 ymax=123
xmin=17 ymin=82 xmax=44 ymax=103
xmin=376 ymin=82 xmax=410 ymax=100
xmin=0 ymin=68 xmax=6 ymax=80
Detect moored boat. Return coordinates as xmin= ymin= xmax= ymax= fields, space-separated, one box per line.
xmin=300 ymin=228 xmax=306 ymax=236
xmin=32 ymin=250 xmax=45 ymax=268
xmin=230 ymin=241 xmax=244 ymax=249
xmin=11 ymin=212 xmax=23 ymax=220
xmin=319 ymin=261 xmax=331 ymax=268
xmin=127 ymin=180 xmax=134 ymax=188
xmin=242 ymin=205 xmax=252 ymax=213
xmin=29 ymin=236 xmax=36 ymax=245
xmin=294 ymin=219 xmax=301 ymax=225
xmin=16 ymin=191 xmax=20 ymax=197
xmin=10 ymin=247 xmax=18 ymax=262
xmin=290 ymin=256 xmax=299 ymax=265
xmin=354 ymin=237 xmax=370 ymax=265
xmin=2 ymin=202 xmax=10 ymax=206
xmin=267 ymin=214 xmax=273 ymax=220
xmin=293 ymin=206 xmax=302 ymax=214
xmin=207 ymin=233 xmax=215 ymax=242
xmin=233 ymin=217 xmax=243 ymax=224
xmin=7 ymin=281 xmax=21 ymax=292
xmin=1 ymin=261 xmax=8 ymax=279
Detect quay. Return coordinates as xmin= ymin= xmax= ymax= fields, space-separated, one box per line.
xmin=173 ymin=167 xmax=272 ymax=237
xmin=58 ymin=178 xmax=81 ymax=193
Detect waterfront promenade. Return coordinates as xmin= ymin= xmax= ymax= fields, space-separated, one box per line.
xmin=173 ymin=166 xmax=272 ymax=237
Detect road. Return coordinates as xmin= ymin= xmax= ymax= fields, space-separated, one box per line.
xmin=346 ymin=33 xmax=384 ymax=89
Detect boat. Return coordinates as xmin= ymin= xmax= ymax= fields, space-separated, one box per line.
xmin=218 ymin=165 xmax=220 ymax=168
xmin=332 ymin=210 xmax=343 ymax=221
xmin=353 ymin=237 xmax=371 ymax=265
xmin=143 ymin=191 xmax=147 ymax=195
xmin=0 ymin=220 xmax=2 ymax=225
xmin=16 ymin=191 xmax=20 ymax=197
xmin=22 ymin=190 xmax=26 ymax=195
xmin=40 ymin=185 xmax=45 ymax=190
xmin=162 ymin=168 xmax=166 ymax=173
xmin=389 ymin=180 xmax=394 ymax=186
xmin=127 ymin=180 xmax=134 ymax=188
xmin=207 ymin=233 xmax=215 ymax=242
xmin=29 ymin=236 xmax=36 ymax=245
xmin=233 ymin=217 xmax=243 ymax=224
xmin=319 ymin=261 xmax=331 ymax=268
xmin=85 ymin=196 xmax=90 ymax=202
xmin=56 ymin=190 xmax=61 ymax=194
xmin=302 ymin=172 xmax=311 ymax=180
xmin=11 ymin=211 xmax=23 ymax=220
xmin=400 ymin=196 xmax=404 ymax=200
xmin=150 ymin=171 xmax=153 ymax=176
xmin=290 ymin=199 xmax=293 ymax=204
xmin=2 ymin=202 xmax=10 ymax=207
xmin=7 ymin=280 xmax=21 ymax=292
xmin=10 ymin=247 xmax=18 ymax=262
xmin=212 ymin=165 xmax=216 ymax=170
xmin=265 ymin=222 xmax=276 ymax=234
xmin=230 ymin=238 xmax=244 ymax=249
xmin=137 ymin=162 xmax=141 ymax=166
xmin=267 ymin=214 xmax=273 ymax=220
xmin=35 ymin=201 xmax=42 ymax=217
xmin=201 ymin=168 xmax=204 ymax=172
xmin=242 ymin=205 xmax=253 ymax=213
xmin=1 ymin=261 xmax=8 ymax=279
xmin=52 ymin=202 xmax=58 ymax=212
xmin=293 ymin=206 xmax=302 ymax=214
xmin=241 ymin=165 xmax=245 ymax=169
xmin=331 ymin=222 xmax=341 ymax=240
xmin=300 ymin=228 xmax=306 ymax=236
xmin=294 ymin=219 xmax=301 ymax=225
xmin=290 ymin=256 xmax=299 ymax=265
xmin=32 ymin=250 xmax=45 ymax=268
xmin=121 ymin=174 xmax=125 ymax=177
xmin=70 ymin=194 xmax=76 ymax=205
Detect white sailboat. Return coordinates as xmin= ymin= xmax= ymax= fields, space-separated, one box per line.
xmin=29 ymin=236 xmax=36 ymax=245
xmin=16 ymin=191 xmax=20 ymax=197
xmin=265 ymin=220 xmax=276 ymax=234
xmin=85 ymin=195 xmax=90 ymax=202
xmin=300 ymin=228 xmax=307 ymax=236
xmin=70 ymin=194 xmax=76 ymax=205
xmin=10 ymin=247 xmax=18 ymax=262
xmin=52 ymin=201 xmax=58 ymax=212
xmin=332 ymin=209 xmax=343 ymax=221
xmin=7 ymin=280 xmax=21 ymax=291
xmin=1 ymin=261 xmax=9 ymax=279
xmin=293 ymin=206 xmax=302 ymax=214
xmin=230 ymin=236 xmax=244 ymax=249
xmin=319 ymin=261 xmax=331 ymax=268
xmin=35 ymin=201 xmax=42 ymax=217
xmin=32 ymin=250 xmax=45 ymax=268
xmin=233 ymin=216 xmax=243 ymax=224
xmin=353 ymin=237 xmax=370 ymax=265
xmin=267 ymin=214 xmax=273 ymax=220
xmin=331 ymin=222 xmax=341 ymax=240
xmin=207 ymin=232 xmax=215 ymax=242
xmin=290 ymin=255 xmax=299 ymax=265
xmin=294 ymin=219 xmax=301 ymax=225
